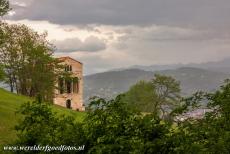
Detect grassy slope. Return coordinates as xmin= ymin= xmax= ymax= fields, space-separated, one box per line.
xmin=0 ymin=88 xmax=86 ymax=146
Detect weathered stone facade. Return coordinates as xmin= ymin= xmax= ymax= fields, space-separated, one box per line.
xmin=53 ymin=56 xmax=85 ymax=111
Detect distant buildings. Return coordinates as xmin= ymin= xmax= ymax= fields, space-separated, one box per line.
xmin=175 ymin=109 xmax=212 ymax=121
xmin=53 ymin=57 xmax=85 ymax=111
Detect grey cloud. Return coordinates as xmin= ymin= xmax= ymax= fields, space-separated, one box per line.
xmin=7 ymin=0 xmax=230 ymax=74
xmin=8 ymin=0 xmax=230 ymax=29
xmin=9 ymin=0 xmax=33 ymax=11
xmin=54 ymin=36 xmax=106 ymax=52
xmin=114 ymin=26 xmax=230 ymax=45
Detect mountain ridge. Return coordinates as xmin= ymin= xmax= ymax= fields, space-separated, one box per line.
xmin=84 ymin=67 xmax=230 ymax=104
xmin=110 ymin=58 xmax=230 ymax=73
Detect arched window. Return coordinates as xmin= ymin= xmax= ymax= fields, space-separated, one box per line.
xmin=66 ymin=80 xmax=72 ymax=94
xmin=73 ymin=77 xmax=79 ymax=93
xmin=64 ymin=65 xmax=72 ymax=72
xmin=58 ymin=77 xmax=64 ymax=94
xmin=70 ymin=65 xmax=72 ymax=71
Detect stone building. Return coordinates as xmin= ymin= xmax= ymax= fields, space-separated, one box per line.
xmin=53 ymin=56 xmax=85 ymax=111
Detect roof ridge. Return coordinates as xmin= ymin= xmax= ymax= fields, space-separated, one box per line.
xmin=58 ymin=56 xmax=82 ymax=64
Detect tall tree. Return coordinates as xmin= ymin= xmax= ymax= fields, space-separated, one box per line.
xmin=123 ymin=74 xmax=181 ymax=116
xmin=0 ymin=23 xmax=63 ymax=101
xmin=0 ymin=64 xmax=4 ymax=80
xmin=123 ymin=80 xmax=157 ymax=112
xmin=0 ymin=23 xmax=18 ymax=92
xmin=152 ymin=74 xmax=181 ymax=117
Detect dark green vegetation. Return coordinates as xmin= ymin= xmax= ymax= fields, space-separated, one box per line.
xmin=0 ymin=0 xmax=10 ymax=17
xmin=0 ymin=0 xmax=74 ymax=102
xmin=0 ymin=65 xmax=4 ymax=81
xmin=0 ymin=23 xmax=69 ymax=102
xmin=13 ymin=80 xmax=230 ymax=153
xmin=0 ymin=88 xmax=85 ymax=147
xmin=123 ymin=80 xmax=156 ymax=112
xmin=0 ymin=0 xmax=73 ymax=102
xmin=122 ymin=74 xmax=181 ymax=116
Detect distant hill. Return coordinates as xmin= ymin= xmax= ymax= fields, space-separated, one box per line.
xmin=112 ymin=58 xmax=230 ymax=73
xmin=84 ymin=67 xmax=230 ymax=104
xmin=84 ymin=69 xmax=154 ymax=101
xmin=157 ymin=67 xmax=229 ymax=95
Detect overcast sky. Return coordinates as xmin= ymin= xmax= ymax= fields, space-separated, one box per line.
xmin=4 ymin=0 xmax=230 ymax=74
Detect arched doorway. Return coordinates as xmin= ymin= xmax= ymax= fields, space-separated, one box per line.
xmin=66 ymin=99 xmax=71 ymax=109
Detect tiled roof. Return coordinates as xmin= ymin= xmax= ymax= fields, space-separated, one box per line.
xmin=58 ymin=56 xmax=83 ymax=64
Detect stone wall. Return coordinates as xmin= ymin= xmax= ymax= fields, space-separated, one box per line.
xmin=53 ymin=57 xmax=85 ymax=111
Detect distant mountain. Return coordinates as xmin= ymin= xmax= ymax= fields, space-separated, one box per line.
xmin=84 ymin=67 xmax=230 ymax=105
xmin=84 ymin=69 xmax=154 ymax=101
xmin=192 ymin=58 xmax=230 ymax=73
xmin=113 ymin=58 xmax=230 ymax=73
xmin=111 ymin=64 xmax=182 ymax=72
xmin=157 ymin=67 xmax=229 ymax=95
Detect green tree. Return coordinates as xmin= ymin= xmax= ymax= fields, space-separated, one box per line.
xmin=15 ymin=97 xmax=86 ymax=153
xmin=0 ymin=0 xmax=10 ymax=82
xmin=0 ymin=0 xmax=10 ymax=17
xmin=152 ymin=74 xmax=181 ymax=117
xmin=0 ymin=64 xmax=4 ymax=80
xmin=123 ymin=74 xmax=181 ymax=117
xmin=123 ymin=80 xmax=157 ymax=112
xmin=84 ymin=95 xmax=170 ymax=154
xmin=0 ymin=23 xmax=18 ymax=92
xmin=0 ymin=23 xmax=63 ymax=101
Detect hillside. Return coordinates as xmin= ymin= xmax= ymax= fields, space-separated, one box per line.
xmin=84 ymin=69 xmax=154 ymax=101
xmin=158 ymin=67 xmax=229 ymax=95
xmin=84 ymin=67 xmax=229 ymax=103
xmin=0 ymin=88 xmax=86 ymax=147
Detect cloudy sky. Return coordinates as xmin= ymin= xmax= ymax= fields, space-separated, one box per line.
xmin=3 ymin=0 xmax=230 ymax=74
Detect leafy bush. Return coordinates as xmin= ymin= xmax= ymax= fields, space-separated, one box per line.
xmin=15 ymin=80 xmax=230 ymax=153
xmin=15 ymin=98 xmax=86 ymax=153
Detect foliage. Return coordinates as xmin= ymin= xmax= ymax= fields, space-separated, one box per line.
xmin=0 ymin=0 xmax=10 ymax=17
xmin=15 ymin=98 xmax=86 ymax=154
xmin=0 ymin=64 xmax=4 ymax=80
xmin=122 ymin=80 xmax=157 ymax=112
xmin=123 ymin=74 xmax=181 ymax=117
xmin=15 ymin=95 xmax=172 ymax=153
xmin=152 ymin=74 xmax=181 ymax=117
xmin=84 ymin=95 xmax=172 ymax=154
xmin=14 ymin=80 xmax=230 ymax=153
xmin=168 ymin=79 xmax=230 ymax=153
xmin=0 ymin=88 xmax=85 ymax=147
xmin=0 ymin=23 xmax=65 ymax=101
